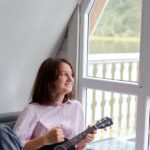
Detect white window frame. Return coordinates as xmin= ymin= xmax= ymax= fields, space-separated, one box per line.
xmin=67 ymin=0 xmax=150 ymax=150
xmin=77 ymin=0 xmax=150 ymax=150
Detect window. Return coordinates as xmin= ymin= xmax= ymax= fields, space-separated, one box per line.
xmin=88 ymin=0 xmax=141 ymax=83
xmin=78 ymin=0 xmax=150 ymax=150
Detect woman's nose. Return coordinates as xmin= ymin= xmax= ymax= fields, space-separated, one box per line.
xmin=68 ymin=75 xmax=74 ymax=82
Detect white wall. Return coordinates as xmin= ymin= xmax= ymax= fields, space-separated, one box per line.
xmin=0 ymin=0 xmax=78 ymax=113
xmin=57 ymin=5 xmax=80 ymax=98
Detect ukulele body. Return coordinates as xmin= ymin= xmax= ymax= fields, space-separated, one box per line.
xmin=39 ymin=138 xmax=76 ymax=150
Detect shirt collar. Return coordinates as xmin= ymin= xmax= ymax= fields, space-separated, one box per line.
xmin=65 ymin=99 xmax=72 ymax=104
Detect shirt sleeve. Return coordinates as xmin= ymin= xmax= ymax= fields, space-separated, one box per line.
xmin=13 ymin=104 xmax=37 ymax=146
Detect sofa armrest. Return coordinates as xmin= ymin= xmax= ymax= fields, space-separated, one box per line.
xmin=0 ymin=111 xmax=20 ymax=129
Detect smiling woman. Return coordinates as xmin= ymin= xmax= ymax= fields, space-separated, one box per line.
xmin=0 ymin=57 xmax=95 ymax=150
xmin=13 ymin=57 xmax=95 ymax=150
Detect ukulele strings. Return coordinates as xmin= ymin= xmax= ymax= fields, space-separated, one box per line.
xmin=55 ymin=118 xmax=111 ymax=150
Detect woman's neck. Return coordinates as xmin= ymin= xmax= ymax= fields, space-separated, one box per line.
xmin=52 ymin=94 xmax=65 ymax=104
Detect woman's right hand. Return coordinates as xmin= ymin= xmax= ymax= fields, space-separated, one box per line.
xmin=43 ymin=126 xmax=65 ymax=145
xmin=24 ymin=126 xmax=65 ymax=150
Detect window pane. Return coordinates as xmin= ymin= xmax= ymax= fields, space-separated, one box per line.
xmin=87 ymin=0 xmax=141 ymax=83
xmin=86 ymin=89 xmax=137 ymax=149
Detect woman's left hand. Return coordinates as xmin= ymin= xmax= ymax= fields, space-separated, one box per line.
xmin=83 ymin=125 xmax=96 ymax=143
xmin=83 ymin=132 xmax=96 ymax=143
xmin=76 ymin=126 xmax=96 ymax=150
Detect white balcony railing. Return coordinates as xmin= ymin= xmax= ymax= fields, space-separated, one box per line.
xmin=86 ymin=53 xmax=139 ymax=140
xmin=88 ymin=53 xmax=139 ymax=82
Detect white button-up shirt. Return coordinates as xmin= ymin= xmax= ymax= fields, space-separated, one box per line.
xmin=13 ymin=100 xmax=85 ymax=147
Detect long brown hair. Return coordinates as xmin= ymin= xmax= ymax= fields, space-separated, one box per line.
xmin=30 ymin=57 xmax=75 ymax=104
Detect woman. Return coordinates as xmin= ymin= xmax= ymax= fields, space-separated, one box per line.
xmin=13 ymin=57 xmax=95 ymax=150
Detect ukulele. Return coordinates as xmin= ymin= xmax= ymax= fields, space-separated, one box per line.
xmin=39 ymin=116 xmax=113 ymax=150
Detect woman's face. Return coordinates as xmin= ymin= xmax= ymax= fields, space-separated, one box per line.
xmin=53 ymin=62 xmax=74 ymax=95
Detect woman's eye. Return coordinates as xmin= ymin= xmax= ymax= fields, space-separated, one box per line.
xmin=59 ymin=72 xmax=73 ymax=77
xmin=59 ymin=73 xmax=66 ymax=76
xmin=59 ymin=73 xmax=64 ymax=76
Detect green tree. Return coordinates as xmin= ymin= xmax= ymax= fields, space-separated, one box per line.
xmin=93 ymin=0 xmax=141 ymax=37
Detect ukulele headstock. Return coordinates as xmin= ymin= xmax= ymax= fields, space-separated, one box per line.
xmin=95 ymin=117 xmax=113 ymax=129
